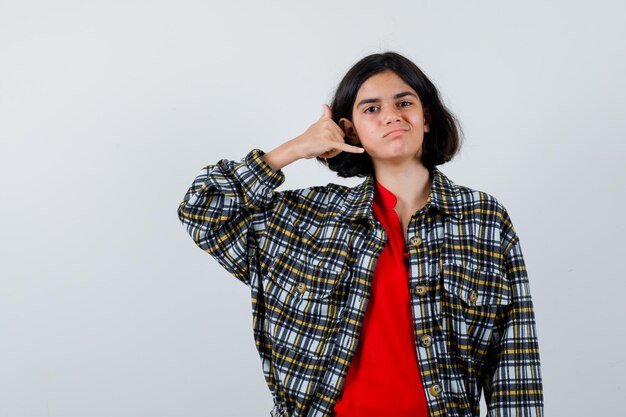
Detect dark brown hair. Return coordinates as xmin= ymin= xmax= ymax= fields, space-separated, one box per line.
xmin=318 ymin=51 xmax=463 ymax=178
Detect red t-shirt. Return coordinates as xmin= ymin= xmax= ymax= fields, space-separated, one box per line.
xmin=332 ymin=179 xmax=429 ymax=417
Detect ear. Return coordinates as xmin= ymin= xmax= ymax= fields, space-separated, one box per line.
xmin=339 ymin=117 xmax=360 ymax=145
xmin=423 ymin=108 xmax=431 ymax=133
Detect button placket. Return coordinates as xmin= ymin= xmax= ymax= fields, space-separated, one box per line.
xmin=408 ymin=226 xmax=444 ymax=403
xmin=409 ymin=232 xmax=435 ymax=349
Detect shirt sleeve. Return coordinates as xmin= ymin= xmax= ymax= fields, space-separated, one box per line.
xmin=482 ymin=207 xmax=545 ymax=416
xmin=176 ymin=148 xmax=285 ymax=286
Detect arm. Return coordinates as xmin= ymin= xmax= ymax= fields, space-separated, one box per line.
xmin=176 ymin=105 xmax=364 ymax=286
xmin=176 ymin=147 xmax=291 ymax=286
xmin=482 ymin=208 xmax=544 ymax=416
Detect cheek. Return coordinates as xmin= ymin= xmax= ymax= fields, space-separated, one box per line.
xmin=359 ymin=116 xmax=377 ymax=128
xmin=353 ymin=118 xmax=375 ymax=137
xmin=362 ymin=128 xmax=380 ymax=144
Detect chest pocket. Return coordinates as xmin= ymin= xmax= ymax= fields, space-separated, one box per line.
xmin=440 ymin=263 xmax=512 ymax=362
xmin=442 ymin=263 xmax=511 ymax=307
xmin=264 ymin=250 xmax=345 ymax=358
xmin=268 ymin=250 xmax=344 ymax=300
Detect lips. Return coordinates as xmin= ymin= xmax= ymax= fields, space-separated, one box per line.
xmin=384 ymin=128 xmax=408 ymax=138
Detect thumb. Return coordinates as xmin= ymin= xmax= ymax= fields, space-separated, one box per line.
xmin=321 ymin=104 xmax=332 ymax=119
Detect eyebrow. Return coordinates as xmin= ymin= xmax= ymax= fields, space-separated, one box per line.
xmin=356 ymin=91 xmax=419 ymax=108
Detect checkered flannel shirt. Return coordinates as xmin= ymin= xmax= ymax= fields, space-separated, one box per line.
xmin=177 ymin=148 xmax=544 ymax=417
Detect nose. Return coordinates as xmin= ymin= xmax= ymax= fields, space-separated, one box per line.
xmin=381 ymin=105 xmax=402 ymax=124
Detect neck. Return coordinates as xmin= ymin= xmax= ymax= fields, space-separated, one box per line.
xmin=373 ymin=162 xmax=433 ymax=211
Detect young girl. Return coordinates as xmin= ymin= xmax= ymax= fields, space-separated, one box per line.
xmin=177 ymin=51 xmax=544 ymax=417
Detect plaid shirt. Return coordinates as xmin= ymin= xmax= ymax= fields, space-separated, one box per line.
xmin=177 ymin=148 xmax=544 ymax=417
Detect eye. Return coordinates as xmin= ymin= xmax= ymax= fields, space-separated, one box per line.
xmin=399 ymin=101 xmax=412 ymax=107
xmin=364 ymin=106 xmax=379 ymax=114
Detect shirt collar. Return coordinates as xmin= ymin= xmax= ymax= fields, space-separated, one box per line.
xmin=336 ymin=166 xmax=464 ymax=222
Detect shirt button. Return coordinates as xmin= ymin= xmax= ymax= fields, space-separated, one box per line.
xmin=429 ymin=383 xmax=443 ymax=397
xmin=420 ymin=334 xmax=432 ymax=347
xmin=410 ymin=235 xmax=422 ymax=247
xmin=469 ymin=290 xmax=478 ymax=305
xmin=414 ymin=285 xmax=428 ymax=296
xmin=296 ymin=282 xmax=307 ymax=294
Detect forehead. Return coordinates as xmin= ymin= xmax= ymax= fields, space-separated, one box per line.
xmin=356 ymin=70 xmax=415 ymax=98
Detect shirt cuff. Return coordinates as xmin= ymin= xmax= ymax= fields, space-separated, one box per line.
xmin=245 ymin=148 xmax=286 ymax=189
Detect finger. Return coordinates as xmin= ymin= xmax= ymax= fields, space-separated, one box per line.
xmin=332 ymin=124 xmax=346 ymax=139
xmin=341 ymin=143 xmax=365 ymax=153
xmin=333 ymin=118 xmax=350 ymax=139
xmin=320 ymin=149 xmax=338 ymax=159
xmin=319 ymin=117 xmax=343 ymax=141
xmin=321 ymin=104 xmax=332 ymax=120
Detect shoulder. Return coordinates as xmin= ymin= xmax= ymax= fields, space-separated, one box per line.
xmin=277 ymin=182 xmax=353 ymax=215
xmin=453 ymin=181 xmax=519 ymax=252
xmin=456 ymin=183 xmax=508 ymax=218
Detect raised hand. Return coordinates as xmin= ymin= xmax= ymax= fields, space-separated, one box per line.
xmin=293 ymin=104 xmax=365 ymax=160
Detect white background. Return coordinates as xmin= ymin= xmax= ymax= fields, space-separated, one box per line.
xmin=1 ymin=1 xmax=625 ymax=416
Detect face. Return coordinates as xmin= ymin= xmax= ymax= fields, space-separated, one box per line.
xmin=339 ymin=70 xmax=430 ymax=167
